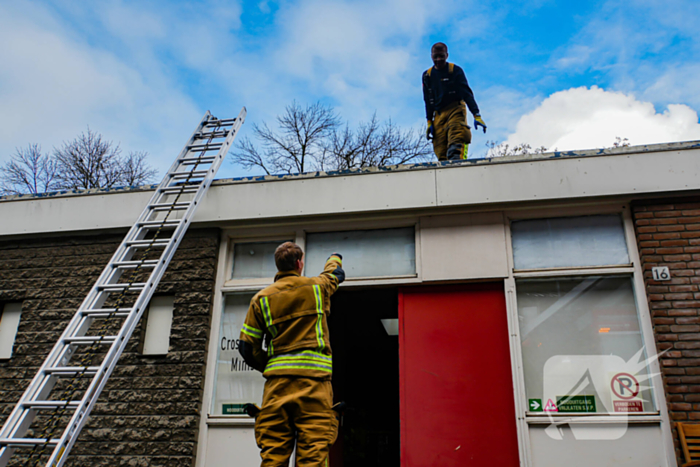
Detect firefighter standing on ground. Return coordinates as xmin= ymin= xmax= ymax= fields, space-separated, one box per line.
xmin=239 ymin=242 xmax=345 ymax=466
xmin=423 ymin=42 xmax=487 ymax=160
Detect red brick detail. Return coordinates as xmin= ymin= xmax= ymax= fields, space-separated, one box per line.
xmin=633 ymin=199 xmax=700 ymax=465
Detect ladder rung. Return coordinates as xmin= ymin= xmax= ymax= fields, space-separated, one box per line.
xmin=170 ymin=170 xmax=209 ymax=180
xmin=22 ymin=401 xmax=81 ymax=409
xmin=63 ymin=336 xmax=118 ymax=344
xmin=96 ymin=283 xmax=146 ymax=292
xmin=125 ymin=239 xmax=170 ymax=248
xmin=0 ymin=438 xmax=60 ymax=447
xmin=194 ymin=131 xmax=228 ymax=138
xmin=137 ymin=220 xmax=181 ymax=228
xmin=160 ymin=186 xmax=199 ymax=195
xmin=149 ymin=201 xmax=190 ymax=209
xmin=204 ymin=118 xmax=235 ymax=127
xmin=150 ymin=205 xmax=189 ymax=212
xmin=180 ymin=155 xmax=216 ymax=165
xmin=113 ymin=260 xmax=159 ymax=269
xmin=187 ymin=143 xmax=222 ymax=151
xmin=81 ymin=309 xmax=130 ymax=318
xmin=44 ymin=366 xmax=100 ymax=375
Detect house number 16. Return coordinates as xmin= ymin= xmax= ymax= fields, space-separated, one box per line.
xmin=651 ymin=266 xmax=671 ymax=281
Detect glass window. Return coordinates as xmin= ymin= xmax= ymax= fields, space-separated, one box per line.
xmin=211 ymin=293 xmax=265 ymax=416
xmin=0 ymin=303 xmax=22 ymax=359
xmin=305 ymin=227 xmax=416 ymax=278
xmin=142 ymin=296 xmax=174 ymax=356
xmin=511 ymin=215 xmax=629 ymax=270
xmin=517 ymin=276 xmax=655 ymax=413
xmin=231 ymin=241 xmax=291 ymax=279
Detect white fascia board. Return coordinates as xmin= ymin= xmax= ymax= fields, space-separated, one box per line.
xmin=436 ymin=149 xmax=700 ymax=207
xmin=1 ymin=144 xmax=699 ymax=238
xmin=195 ymin=169 xmax=437 ymax=222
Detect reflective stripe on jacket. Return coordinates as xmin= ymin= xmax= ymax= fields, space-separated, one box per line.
xmin=239 ymin=255 xmax=343 ymax=380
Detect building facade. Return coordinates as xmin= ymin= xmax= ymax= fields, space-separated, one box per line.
xmin=1 ymin=141 xmax=700 ymax=466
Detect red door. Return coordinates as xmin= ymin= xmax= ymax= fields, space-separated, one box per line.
xmin=399 ymin=283 xmax=519 ymax=466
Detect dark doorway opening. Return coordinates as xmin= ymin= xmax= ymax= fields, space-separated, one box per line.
xmin=328 ymin=287 xmax=400 ymax=467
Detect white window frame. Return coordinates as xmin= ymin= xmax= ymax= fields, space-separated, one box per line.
xmin=141 ymin=295 xmax=174 ymax=356
xmin=0 ymin=302 xmax=22 ymax=359
xmin=503 ymin=203 xmax=675 ymax=467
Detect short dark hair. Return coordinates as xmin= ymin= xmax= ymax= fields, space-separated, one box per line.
xmin=274 ymin=242 xmax=303 ymax=271
xmin=431 ymin=42 xmax=448 ymax=53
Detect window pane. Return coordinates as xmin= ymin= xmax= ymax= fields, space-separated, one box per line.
xmin=0 ymin=303 xmax=22 ymax=359
xmin=211 ymin=293 xmax=265 ymax=415
xmin=305 ymin=227 xmax=416 ymax=278
xmin=232 ymin=241 xmax=290 ymax=279
xmin=142 ymin=296 xmax=174 ymax=356
xmin=517 ymin=276 xmax=655 ymax=414
xmin=511 ymin=215 xmax=629 ymax=270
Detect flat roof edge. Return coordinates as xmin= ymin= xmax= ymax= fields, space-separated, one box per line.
xmin=2 ymin=139 xmax=698 ymax=202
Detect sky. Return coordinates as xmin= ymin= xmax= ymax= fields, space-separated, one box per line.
xmin=1 ymin=0 xmax=700 ymax=180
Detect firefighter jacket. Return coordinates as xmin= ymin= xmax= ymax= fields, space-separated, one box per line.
xmin=422 ymin=62 xmax=480 ymax=120
xmin=239 ymin=255 xmax=344 ymax=380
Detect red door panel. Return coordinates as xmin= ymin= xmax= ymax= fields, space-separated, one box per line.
xmin=399 ymin=283 xmax=519 ymax=466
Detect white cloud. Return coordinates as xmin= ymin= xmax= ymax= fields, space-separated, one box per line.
xmin=270 ymin=0 xmax=433 ymax=122
xmin=0 ymin=2 xmax=216 ymax=175
xmin=504 ymin=86 xmax=700 ymax=151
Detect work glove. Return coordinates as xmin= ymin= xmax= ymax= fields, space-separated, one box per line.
xmin=426 ymin=120 xmax=434 ymax=140
xmin=474 ymin=115 xmax=487 ymax=133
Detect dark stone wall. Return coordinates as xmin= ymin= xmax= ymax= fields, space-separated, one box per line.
xmin=0 ymin=229 xmax=219 ymax=467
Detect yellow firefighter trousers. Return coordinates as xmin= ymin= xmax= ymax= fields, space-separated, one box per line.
xmin=255 ymin=377 xmax=338 ymax=466
xmin=433 ymin=100 xmax=472 ymax=161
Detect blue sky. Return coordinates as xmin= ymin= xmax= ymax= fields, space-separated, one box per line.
xmin=1 ymin=0 xmax=699 ymax=180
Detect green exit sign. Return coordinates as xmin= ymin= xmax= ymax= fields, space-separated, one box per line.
xmin=556 ymin=395 xmax=596 ymax=413
xmin=222 ymin=403 xmax=247 ymax=415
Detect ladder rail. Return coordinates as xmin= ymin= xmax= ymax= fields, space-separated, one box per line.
xmin=0 ymin=107 xmax=246 ymax=467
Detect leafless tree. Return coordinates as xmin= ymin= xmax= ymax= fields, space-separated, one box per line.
xmin=231 ymin=102 xmax=431 ymax=175
xmin=485 ymin=140 xmax=550 ymax=158
xmin=0 ymin=144 xmax=59 ymax=195
xmin=612 ymin=136 xmax=630 ymax=148
xmin=320 ymin=114 xmax=432 ymax=171
xmin=486 ymin=135 xmax=631 ymax=158
xmin=118 ymin=151 xmax=159 ymax=186
xmin=232 ymin=101 xmax=340 ymax=175
xmin=53 ymin=128 xmax=157 ymax=190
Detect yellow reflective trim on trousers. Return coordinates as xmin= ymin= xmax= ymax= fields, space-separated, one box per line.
xmin=462 ymin=143 xmax=469 ymax=160
xmin=313 ymin=284 xmax=324 ymax=350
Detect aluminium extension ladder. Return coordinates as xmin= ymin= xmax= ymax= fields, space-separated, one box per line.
xmin=0 ymin=108 xmax=246 ymax=467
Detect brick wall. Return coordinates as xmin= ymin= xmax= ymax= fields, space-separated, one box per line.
xmin=0 ymin=229 xmax=219 ymax=467
xmin=633 ymin=199 xmax=700 ymax=465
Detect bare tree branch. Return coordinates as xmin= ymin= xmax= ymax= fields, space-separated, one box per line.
xmin=53 ymin=128 xmax=157 ymax=190
xmin=324 ymin=114 xmax=432 ymax=170
xmin=120 ymin=151 xmax=159 ymax=186
xmin=485 ymin=140 xmax=549 ymax=157
xmin=0 ymin=144 xmax=59 ymax=195
xmin=231 ymin=103 xmax=431 ymax=175
xmin=231 ymin=101 xmax=340 ymax=175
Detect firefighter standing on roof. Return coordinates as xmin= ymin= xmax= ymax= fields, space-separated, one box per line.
xmin=239 ymin=242 xmax=345 ymax=466
xmin=423 ymin=42 xmax=487 ymax=161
